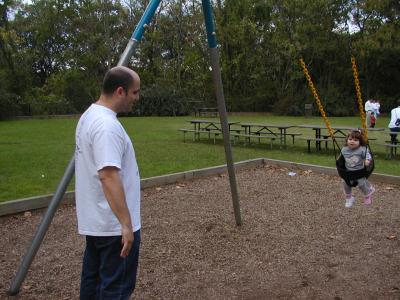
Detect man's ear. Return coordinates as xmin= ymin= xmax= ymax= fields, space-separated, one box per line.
xmin=115 ymin=86 xmax=125 ymax=96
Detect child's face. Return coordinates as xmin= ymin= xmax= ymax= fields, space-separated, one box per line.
xmin=347 ymin=136 xmax=360 ymax=149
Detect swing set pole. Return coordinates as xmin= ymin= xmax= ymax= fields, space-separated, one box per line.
xmin=118 ymin=0 xmax=161 ymax=67
xmin=202 ymin=0 xmax=241 ymax=225
xmin=7 ymin=157 xmax=75 ymax=295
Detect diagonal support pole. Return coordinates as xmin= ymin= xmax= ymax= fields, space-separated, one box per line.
xmin=201 ymin=0 xmax=242 ymax=225
xmin=7 ymin=0 xmax=162 ymax=295
xmin=7 ymin=156 xmax=75 ymax=295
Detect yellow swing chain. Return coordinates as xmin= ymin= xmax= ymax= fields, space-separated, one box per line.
xmin=299 ymin=58 xmax=335 ymax=139
xmin=351 ymin=56 xmax=368 ymax=142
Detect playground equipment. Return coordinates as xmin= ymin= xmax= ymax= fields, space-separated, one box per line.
xmin=8 ymin=0 xmax=241 ymax=295
xmin=299 ymin=57 xmax=374 ymax=187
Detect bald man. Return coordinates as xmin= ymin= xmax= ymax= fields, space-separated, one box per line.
xmin=75 ymin=66 xmax=141 ymax=299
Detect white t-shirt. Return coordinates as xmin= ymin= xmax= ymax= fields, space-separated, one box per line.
xmin=364 ymin=100 xmax=373 ymax=112
xmin=75 ymin=104 xmax=141 ymax=236
xmin=389 ymin=107 xmax=400 ymax=128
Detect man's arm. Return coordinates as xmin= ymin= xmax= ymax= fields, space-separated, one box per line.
xmin=98 ymin=166 xmax=133 ymax=258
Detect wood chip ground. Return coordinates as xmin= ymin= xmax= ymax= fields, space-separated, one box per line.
xmin=1 ymin=165 xmax=399 ymax=299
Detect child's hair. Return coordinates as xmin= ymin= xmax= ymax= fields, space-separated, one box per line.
xmin=345 ymin=129 xmax=366 ymax=146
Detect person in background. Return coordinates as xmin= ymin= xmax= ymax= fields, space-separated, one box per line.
xmin=364 ymin=99 xmax=373 ymax=127
xmin=372 ymin=99 xmax=380 ymax=117
xmin=75 ymin=66 xmax=142 ymax=299
xmin=388 ymin=99 xmax=400 ymax=144
xmin=370 ymin=112 xmax=376 ymax=128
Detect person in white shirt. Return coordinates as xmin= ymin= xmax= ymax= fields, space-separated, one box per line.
xmin=388 ymin=99 xmax=400 ymax=144
xmin=75 ymin=66 xmax=141 ymax=299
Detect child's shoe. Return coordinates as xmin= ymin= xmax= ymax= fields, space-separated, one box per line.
xmin=364 ymin=186 xmax=375 ymax=205
xmin=345 ymin=195 xmax=355 ymax=208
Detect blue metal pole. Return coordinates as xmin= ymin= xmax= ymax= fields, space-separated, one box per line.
xmin=202 ymin=0 xmax=217 ymax=48
xmin=132 ymin=0 xmax=161 ymax=41
xmin=8 ymin=0 xmax=162 ymax=296
xmin=118 ymin=0 xmax=161 ymax=66
xmin=201 ymin=0 xmax=242 ymax=225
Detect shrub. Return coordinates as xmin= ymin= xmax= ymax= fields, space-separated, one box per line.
xmin=0 ymin=92 xmax=21 ymax=120
xmin=132 ymin=84 xmax=190 ymax=116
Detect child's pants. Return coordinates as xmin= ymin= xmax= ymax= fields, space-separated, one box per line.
xmin=343 ymin=177 xmax=371 ymax=196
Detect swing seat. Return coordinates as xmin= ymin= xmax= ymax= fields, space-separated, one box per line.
xmin=336 ymin=154 xmax=374 ymax=187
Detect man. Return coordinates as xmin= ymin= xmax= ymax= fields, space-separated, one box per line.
xmin=364 ymin=99 xmax=373 ymax=127
xmin=388 ymin=99 xmax=400 ymax=144
xmin=75 ymin=66 xmax=141 ymax=299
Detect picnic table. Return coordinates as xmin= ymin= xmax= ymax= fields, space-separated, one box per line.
xmin=239 ymin=123 xmax=300 ymax=147
xmin=178 ymin=119 xmax=239 ymax=143
xmin=195 ymin=107 xmax=218 ymax=117
xmin=188 ymin=119 xmax=239 ymax=132
xmin=297 ymin=125 xmax=383 ymax=152
xmin=384 ymin=130 xmax=400 ymax=158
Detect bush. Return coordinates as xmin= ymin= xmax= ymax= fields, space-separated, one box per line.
xmin=132 ymin=84 xmax=190 ymax=116
xmin=0 ymin=92 xmax=21 ymax=120
xmin=22 ymin=90 xmax=77 ymax=116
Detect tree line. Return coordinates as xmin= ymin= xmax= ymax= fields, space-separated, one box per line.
xmin=1 ymin=0 xmax=399 ymax=119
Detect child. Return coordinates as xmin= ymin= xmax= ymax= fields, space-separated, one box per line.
xmin=370 ymin=112 xmax=376 ymax=128
xmin=341 ymin=130 xmax=375 ymax=208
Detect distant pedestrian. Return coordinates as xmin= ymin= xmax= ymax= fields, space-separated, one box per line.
xmin=364 ymin=99 xmax=373 ymax=127
xmin=388 ymin=99 xmax=400 ymax=144
xmin=370 ymin=112 xmax=376 ymax=128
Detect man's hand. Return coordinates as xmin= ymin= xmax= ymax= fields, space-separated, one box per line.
xmin=120 ymin=225 xmax=134 ymax=258
xmin=365 ymin=159 xmax=371 ymax=166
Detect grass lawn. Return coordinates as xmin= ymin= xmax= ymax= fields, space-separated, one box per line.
xmin=0 ymin=114 xmax=398 ymax=203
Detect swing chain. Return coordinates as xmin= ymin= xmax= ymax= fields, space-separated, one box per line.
xmin=350 ymin=56 xmax=368 ymax=142
xmin=299 ymin=58 xmax=335 ymax=139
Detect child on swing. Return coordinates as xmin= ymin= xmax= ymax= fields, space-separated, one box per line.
xmin=342 ymin=130 xmax=375 ymax=208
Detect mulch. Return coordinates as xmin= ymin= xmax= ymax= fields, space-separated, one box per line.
xmin=1 ymin=164 xmax=399 ymax=299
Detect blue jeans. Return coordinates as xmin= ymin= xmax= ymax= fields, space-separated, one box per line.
xmin=80 ymin=230 xmax=141 ymax=300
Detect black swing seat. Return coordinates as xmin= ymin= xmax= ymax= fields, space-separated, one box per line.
xmin=336 ymin=153 xmax=374 ymax=187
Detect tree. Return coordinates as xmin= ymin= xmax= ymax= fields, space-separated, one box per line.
xmin=1 ymin=0 xmax=400 ymax=117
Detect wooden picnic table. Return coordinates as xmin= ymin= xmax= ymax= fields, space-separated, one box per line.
xmin=298 ymin=125 xmax=383 ymax=137
xmin=297 ymin=125 xmax=384 ymax=152
xmin=178 ymin=119 xmax=240 ymax=143
xmin=240 ymin=123 xmax=299 ymax=147
xmin=195 ymin=107 xmax=218 ymax=117
xmin=387 ymin=130 xmax=400 ymax=138
xmin=384 ymin=130 xmax=400 ymax=158
xmin=188 ymin=119 xmax=239 ymax=132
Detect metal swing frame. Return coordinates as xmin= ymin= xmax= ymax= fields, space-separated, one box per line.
xmin=8 ymin=0 xmax=241 ymax=295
